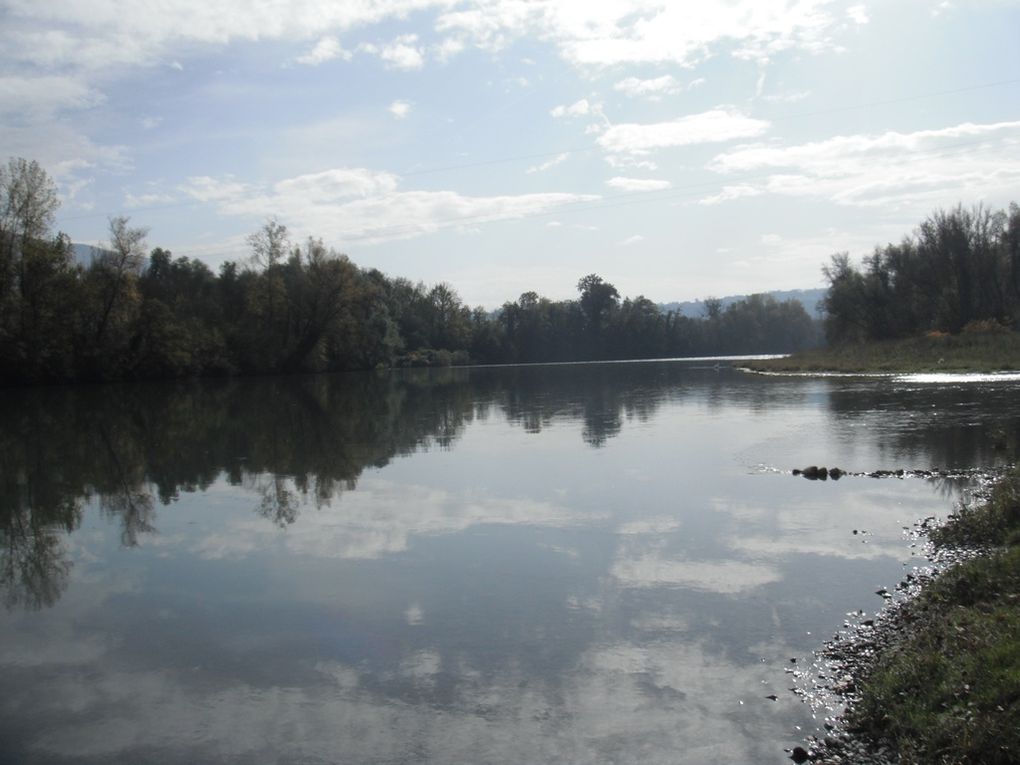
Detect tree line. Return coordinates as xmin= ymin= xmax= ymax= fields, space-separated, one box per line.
xmin=822 ymin=202 xmax=1020 ymax=343
xmin=0 ymin=157 xmax=821 ymax=384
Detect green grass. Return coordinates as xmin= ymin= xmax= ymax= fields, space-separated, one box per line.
xmin=931 ymin=476 xmax=1020 ymax=550
xmin=744 ymin=331 xmax=1020 ymax=374
xmin=846 ymin=469 xmax=1020 ymax=764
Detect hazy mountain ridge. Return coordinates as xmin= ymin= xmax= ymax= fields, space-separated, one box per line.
xmin=659 ymin=288 xmax=827 ymax=320
xmin=70 ymin=243 xmax=107 ymax=264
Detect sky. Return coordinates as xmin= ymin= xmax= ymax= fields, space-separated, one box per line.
xmin=2 ymin=0 xmax=1019 ymax=308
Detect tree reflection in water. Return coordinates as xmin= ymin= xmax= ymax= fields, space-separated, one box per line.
xmin=1 ymin=505 xmax=75 ymax=611
xmin=3 ymin=362 xmax=1018 ymax=610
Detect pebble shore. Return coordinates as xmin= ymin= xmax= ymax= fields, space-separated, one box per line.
xmin=784 ymin=470 xmax=1005 ymax=764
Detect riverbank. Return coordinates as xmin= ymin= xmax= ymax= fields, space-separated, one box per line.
xmin=800 ymin=467 xmax=1020 ymax=764
xmin=745 ymin=331 xmax=1020 ymax=374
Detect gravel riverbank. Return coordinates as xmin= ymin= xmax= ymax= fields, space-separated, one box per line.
xmin=785 ymin=469 xmax=1020 ymax=764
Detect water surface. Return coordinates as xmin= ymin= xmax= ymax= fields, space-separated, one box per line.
xmin=2 ymin=361 xmax=1018 ymax=764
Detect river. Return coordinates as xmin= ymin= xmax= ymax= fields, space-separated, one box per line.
xmin=1 ymin=360 xmax=1018 ymax=764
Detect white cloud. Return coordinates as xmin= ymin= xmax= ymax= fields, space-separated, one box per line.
xmin=2 ymin=0 xmax=853 ymax=83
xmin=613 ymin=75 xmax=682 ymax=98
xmin=139 ymin=116 xmax=162 ymax=130
xmin=274 ymin=167 xmax=400 ymax=199
xmin=124 ymin=192 xmax=176 ymax=209
xmin=0 ymin=121 xmax=128 ymax=207
xmin=58 ymin=174 xmax=95 ymax=209
xmin=401 ymin=650 xmax=441 ymax=682
xmin=618 ymin=234 xmax=645 ymax=247
xmin=404 ymin=602 xmax=425 ymax=625
xmin=389 ymin=100 xmax=413 ymax=119
xmin=697 ymin=184 xmax=763 ymax=206
xmin=706 ymin=120 xmax=1020 ymax=209
xmin=433 ymin=37 xmax=466 ymax=61
xmin=192 ymin=476 xmax=602 ymax=561
xmin=180 ymin=175 xmax=253 ymax=204
xmin=7 ymin=624 xmax=805 ymax=765
xmin=723 ymin=225 xmax=904 ymax=278
xmin=611 ymin=551 xmax=782 ymax=593
xmin=606 ymin=177 xmax=672 ymax=192
xmin=761 ymin=90 xmax=811 ymax=103
xmin=360 ymin=34 xmax=425 ymax=70
xmin=846 ymin=4 xmax=869 ymax=24
xmin=604 ymin=156 xmax=658 ymax=171
xmin=0 ymin=75 xmax=104 ymax=117
xmin=526 ymin=153 xmax=569 ymax=174
xmin=711 ymin=121 xmax=1020 ymax=173
xmin=710 ymin=488 xmax=935 ymax=566
xmin=296 ymin=36 xmax=352 ymax=66
xmin=550 ymin=98 xmax=592 ymax=118
xmin=1 ymin=1 xmax=448 ymax=71
xmin=181 ymin=166 xmax=599 ymax=246
xmin=598 ymin=109 xmax=770 ymax=157
xmin=438 ymin=1 xmax=847 ymax=68
xmin=434 ymin=6 xmax=521 ymax=51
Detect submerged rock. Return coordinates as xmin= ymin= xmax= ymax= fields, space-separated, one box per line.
xmin=789 ymin=746 xmax=810 ymax=763
xmin=790 ymin=465 xmax=1000 ymax=485
xmin=792 ymin=466 xmax=847 ymax=480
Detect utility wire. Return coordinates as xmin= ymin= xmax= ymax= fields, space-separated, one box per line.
xmin=56 ymin=78 xmax=1020 ymax=232
xmin=297 ymin=136 xmax=1020 ymax=247
xmin=151 ymin=132 xmax=1016 ymax=261
xmin=149 ymin=133 xmax=1018 ymax=258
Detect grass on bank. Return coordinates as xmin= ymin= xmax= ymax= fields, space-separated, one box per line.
xmin=744 ymin=329 xmax=1020 ymax=374
xmin=846 ymin=469 xmax=1020 ymax=765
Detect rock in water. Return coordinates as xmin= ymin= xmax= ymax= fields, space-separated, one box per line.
xmin=790 ymin=746 xmax=810 ymax=763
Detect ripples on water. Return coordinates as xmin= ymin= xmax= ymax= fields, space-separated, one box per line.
xmin=1 ymin=361 xmax=1018 ymax=764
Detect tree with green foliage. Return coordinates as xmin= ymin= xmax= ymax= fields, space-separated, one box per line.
xmin=278 ymin=237 xmax=360 ymax=371
xmin=78 ymin=216 xmax=148 ymax=376
xmin=0 ymin=157 xmax=70 ymax=382
xmin=0 ymin=156 xmax=832 ymax=384
xmin=0 ymin=157 xmax=60 ymax=303
xmin=426 ymin=282 xmax=470 ymax=352
xmin=577 ymin=273 xmax=619 ymax=357
xmin=822 ymin=204 xmax=1020 ymax=344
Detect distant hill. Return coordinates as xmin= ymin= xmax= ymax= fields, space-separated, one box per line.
xmin=70 ymin=243 xmax=105 ymax=265
xmin=659 ymin=288 xmax=827 ymax=320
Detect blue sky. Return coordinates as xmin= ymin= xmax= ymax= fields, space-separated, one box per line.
xmin=2 ymin=0 xmax=1019 ymax=307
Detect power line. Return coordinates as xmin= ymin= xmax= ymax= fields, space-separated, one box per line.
xmin=340 ymin=78 xmax=1020 ymax=182
xmin=55 ymin=78 xmax=1020 ymax=233
xmin=780 ymin=78 xmax=1020 ymax=121
xmin=298 ymin=135 xmax=1020 ymax=247
xmin=152 ymin=132 xmax=1017 ymax=261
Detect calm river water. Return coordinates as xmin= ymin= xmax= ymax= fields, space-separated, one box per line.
xmin=2 ymin=360 xmax=1019 ymax=764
